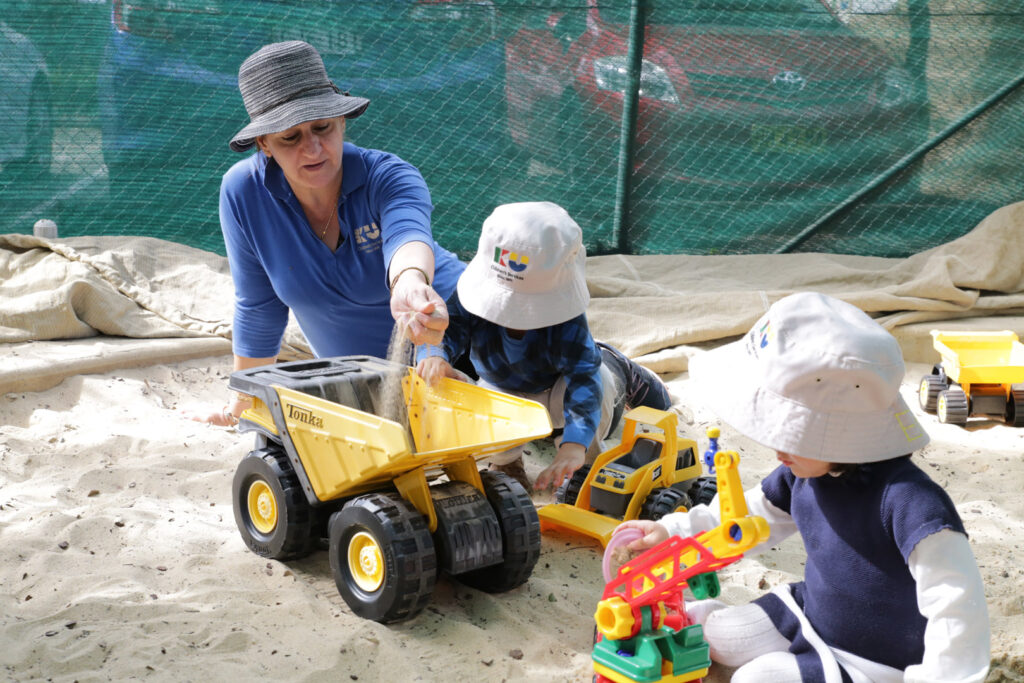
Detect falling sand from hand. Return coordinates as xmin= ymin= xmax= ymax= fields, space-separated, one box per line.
xmin=379 ymin=313 xmax=413 ymax=432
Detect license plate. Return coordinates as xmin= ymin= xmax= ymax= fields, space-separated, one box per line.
xmin=269 ymin=27 xmax=363 ymax=57
xmin=750 ymin=124 xmax=828 ymax=154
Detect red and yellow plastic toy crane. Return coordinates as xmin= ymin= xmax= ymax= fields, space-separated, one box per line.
xmin=592 ymin=446 xmax=770 ymax=683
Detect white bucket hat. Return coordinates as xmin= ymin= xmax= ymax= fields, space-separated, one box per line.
xmin=689 ymin=292 xmax=929 ymax=464
xmin=230 ymin=41 xmax=370 ymax=152
xmin=457 ymin=202 xmax=589 ymax=329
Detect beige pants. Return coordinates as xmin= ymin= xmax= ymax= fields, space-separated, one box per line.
xmin=482 ymin=363 xmax=619 ymax=466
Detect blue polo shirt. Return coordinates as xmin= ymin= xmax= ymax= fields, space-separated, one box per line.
xmin=219 ymin=143 xmax=464 ymax=359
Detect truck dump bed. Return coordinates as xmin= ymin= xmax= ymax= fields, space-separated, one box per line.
xmin=932 ymin=331 xmax=1024 ymax=385
xmin=230 ymin=357 xmax=552 ymax=501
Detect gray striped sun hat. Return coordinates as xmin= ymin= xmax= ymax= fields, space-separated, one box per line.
xmin=229 ymin=41 xmax=369 ymax=152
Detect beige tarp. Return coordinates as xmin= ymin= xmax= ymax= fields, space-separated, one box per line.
xmin=2 ymin=201 xmax=1024 ymax=394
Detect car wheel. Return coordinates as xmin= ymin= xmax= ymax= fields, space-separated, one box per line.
xmin=556 ymin=464 xmax=591 ymax=506
xmin=329 ymin=493 xmax=436 ymax=623
xmin=458 ymin=471 xmax=541 ymax=593
xmin=937 ymin=386 xmax=969 ymax=426
xmin=918 ymin=374 xmax=946 ymax=412
xmin=232 ymin=447 xmax=319 ymax=561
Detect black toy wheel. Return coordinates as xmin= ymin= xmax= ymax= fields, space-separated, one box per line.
xmin=918 ymin=374 xmax=946 ymax=412
xmin=329 ymin=493 xmax=437 ymax=623
xmin=232 ymin=447 xmax=319 ymax=560
xmin=1006 ymin=385 xmax=1024 ymax=428
xmin=640 ymin=487 xmax=691 ymax=521
xmin=556 ymin=464 xmax=591 ymax=505
xmin=687 ymin=476 xmax=718 ymax=507
xmin=430 ymin=480 xmax=503 ymax=577
xmin=459 ymin=471 xmax=541 ymax=593
xmin=937 ymin=386 xmax=969 ymax=426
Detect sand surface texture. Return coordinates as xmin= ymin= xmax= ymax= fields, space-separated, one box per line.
xmin=2 ymin=357 xmax=1022 ymax=682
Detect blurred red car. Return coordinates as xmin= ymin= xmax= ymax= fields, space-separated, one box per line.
xmin=505 ymin=0 xmax=915 ymax=195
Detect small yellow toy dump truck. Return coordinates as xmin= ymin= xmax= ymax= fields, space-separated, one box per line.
xmin=538 ymin=407 xmax=716 ymax=548
xmin=919 ymin=330 xmax=1024 ymax=427
xmin=228 ymin=356 xmax=552 ymax=623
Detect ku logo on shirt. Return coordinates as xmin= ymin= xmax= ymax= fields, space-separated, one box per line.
xmin=354 ymin=222 xmax=381 ymax=252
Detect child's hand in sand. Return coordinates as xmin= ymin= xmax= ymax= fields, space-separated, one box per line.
xmin=181 ymin=394 xmax=251 ymax=427
xmin=534 ymin=442 xmax=586 ymax=491
xmin=615 ymin=519 xmax=670 ymax=552
xmin=417 ymin=355 xmax=457 ymax=386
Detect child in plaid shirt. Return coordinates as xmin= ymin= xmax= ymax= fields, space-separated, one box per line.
xmin=416 ymin=202 xmax=670 ymax=492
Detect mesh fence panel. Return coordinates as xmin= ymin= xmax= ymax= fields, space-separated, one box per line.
xmin=1 ymin=0 xmax=1021 ymax=259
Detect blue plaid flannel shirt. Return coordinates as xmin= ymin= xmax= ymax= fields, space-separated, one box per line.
xmin=417 ymin=290 xmax=604 ymax=447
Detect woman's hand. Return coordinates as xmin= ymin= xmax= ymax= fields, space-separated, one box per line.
xmin=534 ymin=441 xmax=586 ymax=492
xmin=614 ymin=519 xmax=670 ymax=552
xmin=390 ymin=273 xmax=448 ymax=347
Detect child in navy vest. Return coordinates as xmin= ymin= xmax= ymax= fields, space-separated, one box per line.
xmin=615 ymin=292 xmax=989 ymax=682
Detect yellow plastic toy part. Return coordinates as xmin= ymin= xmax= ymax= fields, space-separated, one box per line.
xmin=250 ymin=371 xmax=552 ymax=527
xmin=402 ymin=371 xmax=553 ymax=458
xmin=538 ymin=407 xmax=698 ymax=547
xmin=931 ymin=330 xmax=1024 ymax=387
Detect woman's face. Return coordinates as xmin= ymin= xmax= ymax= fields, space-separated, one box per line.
xmin=775 ymin=451 xmax=832 ymax=478
xmin=258 ymin=116 xmax=346 ymax=193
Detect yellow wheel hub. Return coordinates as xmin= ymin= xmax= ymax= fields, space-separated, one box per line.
xmin=348 ymin=531 xmax=384 ymax=592
xmin=938 ymin=394 xmax=948 ymax=421
xmin=247 ymin=480 xmax=278 ymax=535
xmin=918 ymin=380 xmax=929 ymax=406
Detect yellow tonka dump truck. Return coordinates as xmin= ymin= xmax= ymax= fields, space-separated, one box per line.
xmin=228 ymin=356 xmax=552 ymax=623
xmin=538 ymin=407 xmax=716 ymax=547
xmin=919 ymin=330 xmax=1024 ymax=427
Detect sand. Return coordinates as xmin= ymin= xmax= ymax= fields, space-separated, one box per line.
xmin=1 ymin=356 xmax=1022 ymax=682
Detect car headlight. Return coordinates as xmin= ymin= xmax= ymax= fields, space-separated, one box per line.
xmin=593 ymin=56 xmax=680 ymax=105
xmin=879 ymin=66 xmax=913 ymax=108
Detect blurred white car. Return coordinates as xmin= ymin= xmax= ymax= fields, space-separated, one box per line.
xmin=0 ymin=21 xmax=52 ymax=176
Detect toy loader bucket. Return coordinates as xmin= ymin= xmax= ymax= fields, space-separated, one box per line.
xmin=402 ymin=372 xmax=552 ymax=459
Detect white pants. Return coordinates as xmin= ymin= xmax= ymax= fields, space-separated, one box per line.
xmin=482 ymin=363 xmax=619 ymax=466
xmin=689 ymin=592 xmax=903 ymax=683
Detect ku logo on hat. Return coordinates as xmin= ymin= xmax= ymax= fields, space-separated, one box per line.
xmin=493 ymin=247 xmax=529 ymax=273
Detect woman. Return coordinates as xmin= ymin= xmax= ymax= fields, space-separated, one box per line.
xmin=198 ymin=40 xmax=464 ymax=425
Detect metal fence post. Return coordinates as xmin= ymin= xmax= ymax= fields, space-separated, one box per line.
xmin=612 ymin=0 xmax=648 ymax=254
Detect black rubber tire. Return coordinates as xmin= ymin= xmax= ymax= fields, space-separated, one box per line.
xmin=937 ymin=386 xmax=969 ymax=426
xmin=918 ymin=374 xmax=946 ymax=413
xmin=687 ymin=476 xmax=719 ymax=507
xmin=430 ymin=480 xmax=503 ymax=577
xmin=459 ymin=471 xmax=541 ymax=593
xmin=640 ymin=487 xmax=691 ymax=521
xmin=1007 ymin=385 xmax=1024 ymax=428
xmin=556 ymin=464 xmax=591 ymax=505
xmin=329 ymin=493 xmax=436 ymax=623
xmin=232 ymin=447 xmax=319 ymax=561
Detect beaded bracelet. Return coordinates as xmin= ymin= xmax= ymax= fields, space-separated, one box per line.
xmin=389 ymin=265 xmax=431 ymax=292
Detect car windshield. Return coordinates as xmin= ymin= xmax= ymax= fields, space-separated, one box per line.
xmin=600 ymin=0 xmax=837 ymax=30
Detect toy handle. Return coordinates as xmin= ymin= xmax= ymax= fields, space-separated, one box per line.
xmin=602 ymin=527 xmax=645 ymax=582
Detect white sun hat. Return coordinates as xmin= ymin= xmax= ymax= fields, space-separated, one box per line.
xmin=689 ymin=292 xmax=929 ymax=463
xmin=457 ymin=202 xmax=589 ymax=329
